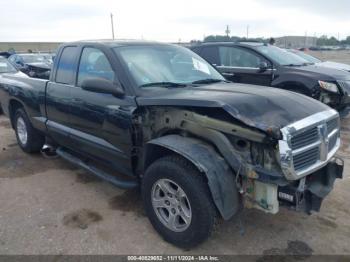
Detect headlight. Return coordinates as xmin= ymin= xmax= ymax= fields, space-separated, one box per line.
xmin=318 ymin=80 xmax=339 ymax=93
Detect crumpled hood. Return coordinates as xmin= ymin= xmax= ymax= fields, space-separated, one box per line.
xmin=136 ymin=82 xmax=331 ymax=137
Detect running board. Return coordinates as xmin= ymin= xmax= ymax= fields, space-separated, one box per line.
xmin=56 ymin=147 xmax=138 ymax=189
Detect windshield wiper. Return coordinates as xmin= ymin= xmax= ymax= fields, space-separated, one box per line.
xmin=191 ymin=78 xmax=225 ymax=84
xmin=139 ymin=82 xmax=187 ymax=88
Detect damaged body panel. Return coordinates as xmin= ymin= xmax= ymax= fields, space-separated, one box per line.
xmin=146 ymin=135 xmax=239 ymax=220
xmin=136 ymin=83 xmax=330 ymax=137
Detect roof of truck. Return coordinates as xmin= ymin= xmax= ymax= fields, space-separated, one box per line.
xmin=65 ymin=39 xmax=172 ymax=48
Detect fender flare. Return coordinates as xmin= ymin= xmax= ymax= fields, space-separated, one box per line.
xmin=145 ymin=134 xmax=239 ymax=220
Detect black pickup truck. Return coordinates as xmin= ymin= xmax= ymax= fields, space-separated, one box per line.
xmin=0 ymin=41 xmax=344 ymax=248
xmin=191 ymin=42 xmax=350 ymax=110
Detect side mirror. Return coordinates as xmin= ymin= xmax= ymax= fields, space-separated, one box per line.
xmin=259 ymin=62 xmax=269 ymax=71
xmin=81 ymin=77 xmax=124 ymax=97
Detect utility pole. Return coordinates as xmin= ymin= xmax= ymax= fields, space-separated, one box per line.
xmin=246 ymin=25 xmax=249 ymax=39
xmin=225 ymin=25 xmax=230 ymax=38
xmin=110 ymin=13 xmax=115 ymax=40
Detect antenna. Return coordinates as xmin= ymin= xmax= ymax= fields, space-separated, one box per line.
xmin=110 ymin=13 xmax=115 ymax=40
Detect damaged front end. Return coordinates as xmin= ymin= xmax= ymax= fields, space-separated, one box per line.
xmin=140 ymin=106 xmax=343 ymax=219
xmin=243 ymin=108 xmax=343 ymax=215
xmin=278 ymin=158 xmax=343 ymax=213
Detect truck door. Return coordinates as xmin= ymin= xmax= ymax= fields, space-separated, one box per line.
xmin=68 ymin=46 xmax=136 ymax=176
xmin=46 ymin=46 xmax=79 ymax=147
xmin=216 ymin=46 xmax=273 ymax=86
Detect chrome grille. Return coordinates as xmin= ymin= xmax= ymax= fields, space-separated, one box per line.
xmin=293 ymin=147 xmax=319 ymax=171
xmin=290 ymin=127 xmax=318 ymax=150
xmin=328 ymin=133 xmax=338 ymax=152
xmin=327 ymin=118 xmax=338 ymax=134
xmin=279 ymin=109 xmax=340 ymax=180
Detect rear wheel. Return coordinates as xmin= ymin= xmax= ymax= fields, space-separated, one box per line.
xmin=14 ymin=108 xmax=45 ymax=153
xmin=142 ymin=155 xmax=216 ymax=248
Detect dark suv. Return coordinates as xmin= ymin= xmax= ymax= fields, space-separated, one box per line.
xmin=191 ymin=42 xmax=350 ymax=110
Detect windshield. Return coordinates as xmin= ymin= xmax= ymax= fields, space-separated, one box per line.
xmin=288 ymin=50 xmax=321 ymax=63
xmin=115 ymin=45 xmax=224 ymax=88
xmin=0 ymin=57 xmax=17 ymax=73
xmin=256 ymin=45 xmax=309 ymax=66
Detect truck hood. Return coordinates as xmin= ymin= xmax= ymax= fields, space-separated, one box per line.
xmin=136 ymin=82 xmax=330 ymax=137
xmin=285 ymin=64 xmax=350 ymax=81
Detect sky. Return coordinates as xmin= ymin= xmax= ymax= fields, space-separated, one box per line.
xmin=1 ymin=0 xmax=350 ymax=42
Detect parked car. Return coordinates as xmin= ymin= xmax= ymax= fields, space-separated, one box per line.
xmin=0 ymin=41 xmax=343 ymax=248
xmin=0 ymin=56 xmax=28 ymax=114
xmin=0 ymin=56 xmax=28 ymax=77
xmin=8 ymin=53 xmax=52 ymax=79
xmin=287 ymin=49 xmax=350 ymax=72
xmin=191 ymin=42 xmax=350 ymax=110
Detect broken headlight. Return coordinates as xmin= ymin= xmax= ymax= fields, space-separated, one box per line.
xmin=318 ymin=81 xmax=339 ymax=93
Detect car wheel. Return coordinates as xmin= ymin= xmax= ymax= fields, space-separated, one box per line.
xmin=14 ymin=108 xmax=45 ymax=153
xmin=142 ymin=155 xmax=217 ymax=248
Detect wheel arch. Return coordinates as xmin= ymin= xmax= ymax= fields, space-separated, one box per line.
xmin=8 ymin=99 xmax=25 ymax=129
xmin=144 ymin=134 xmax=240 ymax=220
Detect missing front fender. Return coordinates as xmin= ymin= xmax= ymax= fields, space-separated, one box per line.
xmin=145 ymin=135 xmax=240 ymax=220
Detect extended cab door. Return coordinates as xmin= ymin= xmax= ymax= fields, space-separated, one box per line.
xmin=68 ymin=46 xmax=136 ymax=176
xmin=46 ymin=46 xmax=79 ymax=147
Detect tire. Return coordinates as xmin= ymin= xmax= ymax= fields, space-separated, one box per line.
xmin=142 ymin=155 xmax=217 ymax=248
xmin=14 ymin=108 xmax=45 ymax=153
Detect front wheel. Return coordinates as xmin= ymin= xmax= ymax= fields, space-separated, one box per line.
xmin=14 ymin=108 xmax=45 ymax=153
xmin=142 ymin=155 xmax=217 ymax=248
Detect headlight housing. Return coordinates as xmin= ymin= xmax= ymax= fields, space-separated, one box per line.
xmin=318 ymin=80 xmax=339 ymax=93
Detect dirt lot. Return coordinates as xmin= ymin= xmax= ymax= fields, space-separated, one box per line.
xmin=310 ymin=50 xmax=350 ymax=65
xmin=0 ymin=113 xmax=349 ymax=256
xmin=0 ymin=53 xmax=350 ymax=256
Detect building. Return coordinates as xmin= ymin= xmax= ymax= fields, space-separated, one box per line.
xmin=0 ymin=42 xmax=62 ymax=53
xmin=275 ymin=36 xmax=317 ymax=49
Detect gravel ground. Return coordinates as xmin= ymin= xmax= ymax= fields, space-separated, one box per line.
xmin=0 ymin=113 xmax=349 ymax=256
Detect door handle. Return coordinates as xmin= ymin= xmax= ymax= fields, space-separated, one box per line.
xmin=222 ymin=72 xmax=235 ymax=76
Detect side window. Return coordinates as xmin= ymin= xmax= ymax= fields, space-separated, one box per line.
xmin=56 ymin=46 xmax=78 ymax=84
xmin=77 ymin=47 xmax=115 ymax=87
xmin=200 ymin=46 xmax=219 ymax=65
xmin=218 ymin=46 xmax=262 ymax=68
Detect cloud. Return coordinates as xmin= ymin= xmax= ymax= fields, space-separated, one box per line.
xmin=0 ymin=0 xmax=349 ymax=42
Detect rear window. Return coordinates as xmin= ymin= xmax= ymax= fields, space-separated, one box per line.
xmin=56 ymin=46 xmax=78 ymax=84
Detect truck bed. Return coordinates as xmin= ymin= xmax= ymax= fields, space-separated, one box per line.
xmin=0 ymin=74 xmax=49 ymax=132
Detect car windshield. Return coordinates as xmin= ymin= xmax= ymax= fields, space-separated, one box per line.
xmin=256 ymin=45 xmax=309 ymax=66
xmin=288 ymin=50 xmax=321 ymax=64
xmin=114 ymin=45 xmax=224 ymax=88
xmin=0 ymin=57 xmax=17 ymax=73
xmin=21 ymin=55 xmax=47 ymax=63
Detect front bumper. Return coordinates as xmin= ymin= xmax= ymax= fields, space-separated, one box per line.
xmin=278 ymin=157 xmax=343 ymax=214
